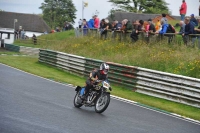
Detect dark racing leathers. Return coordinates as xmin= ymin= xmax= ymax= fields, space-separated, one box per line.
xmin=84 ymin=69 xmax=108 ymax=95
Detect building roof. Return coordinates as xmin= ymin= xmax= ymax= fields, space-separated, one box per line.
xmin=108 ymin=12 xmax=177 ymax=22
xmin=0 ymin=11 xmax=51 ymax=33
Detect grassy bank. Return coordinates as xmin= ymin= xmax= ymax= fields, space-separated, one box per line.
xmin=0 ymin=53 xmax=200 ymax=121
xmin=15 ymin=32 xmax=200 ymax=79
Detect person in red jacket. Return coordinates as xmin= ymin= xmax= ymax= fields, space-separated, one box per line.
xmin=180 ymin=0 xmax=187 ymax=21
xmin=94 ymin=15 xmax=100 ymax=28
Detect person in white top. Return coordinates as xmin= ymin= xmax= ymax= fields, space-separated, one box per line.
xmin=78 ymin=19 xmax=82 ymax=28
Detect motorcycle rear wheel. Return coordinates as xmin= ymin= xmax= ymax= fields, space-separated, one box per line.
xmin=95 ymin=93 xmax=110 ymax=113
xmin=74 ymin=93 xmax=83 ymax=108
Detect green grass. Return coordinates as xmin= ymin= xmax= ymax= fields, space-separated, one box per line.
xmin=13 ymin=20 xmax=200 ymax=79
xmin=0 ymin=54 xmax=200 ymax=121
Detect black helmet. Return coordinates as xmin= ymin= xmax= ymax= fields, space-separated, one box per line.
xmin=100 ymin=63 xmax=109 ymax=75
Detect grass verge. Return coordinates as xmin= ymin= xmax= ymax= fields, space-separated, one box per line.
xmin=0 ymin=54 xmax=199 ymax=121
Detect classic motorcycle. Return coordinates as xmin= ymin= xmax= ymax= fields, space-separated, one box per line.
xmin=74 ymin=80 xmax=111 ymax=113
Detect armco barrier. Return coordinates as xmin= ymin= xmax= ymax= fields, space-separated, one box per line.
xmin=39 ymin=49 xmax=200 ymax=108
xmin=5 ymin=44 xmax=39 ymax=55
xmin=39 ymin=49 xmax=86 ymax=75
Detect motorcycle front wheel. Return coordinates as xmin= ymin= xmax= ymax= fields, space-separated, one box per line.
xmin=73 ymin=92 xmax=83 ymax=108
xmin=95 ymin=93 xmax=110 ymax=113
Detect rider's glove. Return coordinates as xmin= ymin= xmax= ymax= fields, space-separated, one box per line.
xmin=109 ymin=87 xmax=112 ymax=91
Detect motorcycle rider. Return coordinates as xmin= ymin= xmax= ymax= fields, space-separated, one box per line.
xmin=81 ymin=63 xmax=111 ymax=99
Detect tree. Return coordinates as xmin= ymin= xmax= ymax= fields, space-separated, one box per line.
xmin=108 ymin=0 xmax=169 ymax=14
xmin=39 ymin=0 xmax=77 ymax=29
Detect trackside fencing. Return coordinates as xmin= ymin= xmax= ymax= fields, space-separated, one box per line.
xmin=4 ymin=43 xmax=40 ymax=55
xmin=39 ymin=49 xmax=200 ymax=108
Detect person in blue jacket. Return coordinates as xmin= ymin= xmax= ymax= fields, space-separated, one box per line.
xmin=87 ymin=18 xmax=94 ymax=28
xmin=190 ymin=14 xmax=198 ymax=27
xmin=156 ymin=19 xmax=173 ymax=43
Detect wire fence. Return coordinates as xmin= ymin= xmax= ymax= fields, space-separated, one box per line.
xmin=16 ymin=28 xmax=200 ymax=48
xmin=75 ymin=28 xmax=200 ymax=47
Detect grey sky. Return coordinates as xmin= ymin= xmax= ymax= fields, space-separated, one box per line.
xmin=0 ymin=0 xmax=199 ymax=27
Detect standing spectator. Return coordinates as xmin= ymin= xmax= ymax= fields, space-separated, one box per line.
xmin=82 ymin=19 xmax=88 ymax=35
xmin=161 ymin=13 xmax=168 ymax=24
xmin=190 ymin=14 xmax=198 ymax=27
xmin=195 ymin=19 xmax=200 ymax=49
xmin=21 ymin=29 xmax=25 ymax=39
xmin=180 ymin=0 xmax=187 ymax=21
xmin=32 ymin=34 xmax=37 ymax=45
xmin=94 ymin=15 xmax=100 ymax=28
xmin=65 ymin=22 xmax=72 ymax=31
xmin=14 ymin=29 xmax=19 ymax=40
xmin=78 ymin=19 xmax=82 ymax=29
xmin=18 ymin=29 xmax=22 ymax=39
xmin=87 ymin=17 xmax=94 ymax=28
xmin=199 ymin=5 xmax=200 ymax=16
xmin=183 ymin=17 xmax=195 ymax=46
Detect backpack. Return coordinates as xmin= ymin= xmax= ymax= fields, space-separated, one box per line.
xmin=167 ymin=24 xmax=175 ymax=33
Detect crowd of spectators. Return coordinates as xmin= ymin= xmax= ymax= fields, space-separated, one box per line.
xmin=77 ymin=1 xmax=200 ymax=48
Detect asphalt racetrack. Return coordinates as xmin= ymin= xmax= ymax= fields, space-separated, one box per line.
xmin=0 ymin=64 xmax=199 ymax=133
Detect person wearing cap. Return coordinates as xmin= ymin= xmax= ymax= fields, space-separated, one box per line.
xmin=180 ymin=0 xmax=187 ymax=21
xmin=190 ymin=14 xmax=198 ymax=27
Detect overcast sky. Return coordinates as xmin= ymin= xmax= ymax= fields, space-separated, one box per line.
xmin=0 ymin=0 xmax=199 ymax=27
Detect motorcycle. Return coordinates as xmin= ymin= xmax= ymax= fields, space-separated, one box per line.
xmin=74 ymin=80 xmax=111 ymax=113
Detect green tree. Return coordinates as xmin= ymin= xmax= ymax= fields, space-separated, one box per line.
xmin=39 ymin=0 xmax=77 ymax=29
xmin=108 ymin=0 xmax=169 ymax=14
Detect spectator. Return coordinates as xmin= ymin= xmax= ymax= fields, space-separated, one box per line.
xmin=194 ymin=19 xmax=200 ymax=49
xmin=147 ymin=19 xmax=156 ymax=33
xmin=177 ymin=21 xmax=186 ymax=35
xmin=176 ymin=21 xmax=185 ymax=43
xmin=123 ymin=19 xmax=133 ymax=32
xmin=113 ymin=20 xmax=122 ymax=30
xmin=100 ymin=19 xmax=111 ymax=39
xmin=78 ymin=19 xmax=82 ymax=29
xmin=155 ymin=20 xmax=161 ymax=31
xmin=87 ymin=17 xmax=94 ymax=28
xmin=65 ymin=22 xmax=72 ymax=30
xmin=156 ymin=19 xmax=173 ymax=43
xmin=199 ymin=5 xmax=200 ymax=16
xmin=190 ymin=14 xmax=198 ymax=27
xmin=180 ymin=0 xmax=187 ymax=21
xmin=183 ymin=17 xmax=195 ymax=46
xmin=21 ymin=29 xmax=25 ymax=39
xmin=130 ymin=20 xmax=144 ymax=42
xmin=161 ymin=13 xmax=168 ymax=24
xmin=82 ymin=19 xmax=88 ymax=35
xmin=56 ymin=27 xmax=61 ymax=32
xmin=14 ymin=29 xmax=19 ymax=40
xmin=94 ymin=15 xmax=100 ymax=28
xmin=32 ymin=34 xmax=37 ymax=45
xmin=145 ymin=19 xmax=156 ymax=43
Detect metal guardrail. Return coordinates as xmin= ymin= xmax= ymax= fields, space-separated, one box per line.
xmin=38 ymin=49 xmax=200 ymax=108
xmin=39 ymin=49 xmax=86 ymax=76
xmin=4 ymin=44 xmax=39 ymax=55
